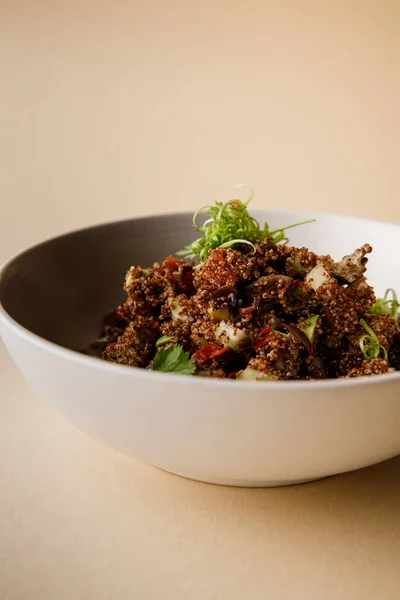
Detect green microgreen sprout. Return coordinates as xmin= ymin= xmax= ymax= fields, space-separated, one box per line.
xmin=176 ymin=185 xmax=315 ymax=261
xmin=370 ymin=288 xmax=400 ymax=320
xmin=359 ymin=318 xmax=388 ymax=361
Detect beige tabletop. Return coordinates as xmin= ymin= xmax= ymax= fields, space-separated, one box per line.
xmin=1 ymin=2 xmax=400 ymax=599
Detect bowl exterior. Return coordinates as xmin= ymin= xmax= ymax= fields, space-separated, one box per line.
xmin=1 ymin=211 xmax=399 ymax=487
xmin=2 ymin=322 xmax=400 ymax=487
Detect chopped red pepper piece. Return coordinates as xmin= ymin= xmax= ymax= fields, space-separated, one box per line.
xmin=239 ymin=305 xmax=256 ymax=315
xmin=253 ymin=335 xmax=271 ymax=349
xmin=260 ymin=326 xmax=272 ymax=334
xmin=228 ymin=371 xmax=241 ymax=379
xmin=163 ymin=256 xmax=183 ymax=273
xmin=210 ymin=249 xmax=225 ymax=262
xmin=252 ymin=326 xmax=272 ymax=349
xmin=192 ymin=343 xmax=229 ymax=364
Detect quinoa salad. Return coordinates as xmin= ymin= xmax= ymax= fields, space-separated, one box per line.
xmin=89 ymin=191 xmax=400 ymax=380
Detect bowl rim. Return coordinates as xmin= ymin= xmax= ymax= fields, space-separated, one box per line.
xmin=1 ymin=209 xmax=399 ymax=391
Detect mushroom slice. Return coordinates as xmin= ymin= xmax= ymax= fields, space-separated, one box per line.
xmin=331 ymin=244 xmax=372 ymax=284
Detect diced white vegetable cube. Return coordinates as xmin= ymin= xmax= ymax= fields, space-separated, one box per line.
xmin=305 ymin=264 xmax=332 ymax=291
xmin=238 ymin=367 xmax=273 ymax=381
xmin=169 ymin=300 xmax=194 ymax=322
xmin=215 ymin=321 xmax=247 ymax=351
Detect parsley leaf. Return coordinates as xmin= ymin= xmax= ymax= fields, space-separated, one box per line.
xmin=153 ymin=345 xmax=196 ymax=375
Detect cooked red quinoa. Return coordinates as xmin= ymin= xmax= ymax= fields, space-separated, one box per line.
xmin=91 ymin=241 xmax=399 ymax=380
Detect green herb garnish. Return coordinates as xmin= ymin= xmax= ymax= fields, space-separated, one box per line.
xmin=156 ymin=335 xmax=171 ymax=347
xmin=153 ymin=344 xmax=196 ymax=375
xmin=370 ymin=288 xmax=399 ymax=320
xmin=359 ymin=318 xmax=388 ymax=361
xmin=177 ymin=185 xmax=315 ymax=261
xmin=298 ymin=315 xmax=320 ymax=343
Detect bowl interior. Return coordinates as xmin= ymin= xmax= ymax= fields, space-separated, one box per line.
xmin=1 ymin=211 xmax=399 ymax=351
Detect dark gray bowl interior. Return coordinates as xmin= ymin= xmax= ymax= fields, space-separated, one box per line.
xmin=1 ymin=210 xmax=398 ymax=353
xmin=0 ymin=214 xmax=196 ymax=350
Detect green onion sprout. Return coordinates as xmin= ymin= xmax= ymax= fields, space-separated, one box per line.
xmin=177 ymin=185 xmax=315 ymax=261
xmin=370 ymin=288 xmax=400 ymax=320
xmin=359 ymin=318 xmax=388 ymax=361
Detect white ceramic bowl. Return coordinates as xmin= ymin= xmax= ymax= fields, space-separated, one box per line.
xmin=1 ymin=211 xmax=399 ymax=487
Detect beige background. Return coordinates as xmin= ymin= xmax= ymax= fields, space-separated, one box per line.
xmin=1 ymin=1 xmax=400 ymax=599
